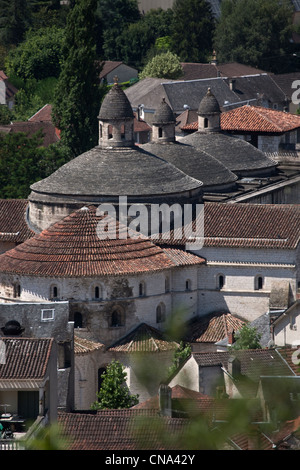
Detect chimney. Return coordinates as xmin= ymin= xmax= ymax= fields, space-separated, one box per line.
xmin=227 ymin=356 xmax=241 ymax=378
xmin=229 ymin=78 xmax=236 ymax=91
xmin=159 ymin=384 xmax=172 ymax=417
xmin=228 ymin=329 xmax=235 ymax=345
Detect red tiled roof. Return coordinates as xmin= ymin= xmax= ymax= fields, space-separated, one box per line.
xmin=0 ymin=121 xmax=60 ymax=146
xmin=154 ymin=203 xmax=300 ymax=250
xmin=0 ymin=337 xmax=53 ymax=379
xmin=0 ymin=199 xmax=34 ymax=243
xmin=107 ymin=323 xmax=179 ymax=353
xmin=184 ymin=312 xmax=246 ymax=343
xmin=58 ymin=409 xmax=191 ymax=450
xmin=74 ymin=336 xmax=105 ymax=355
xmin=29 ymin=104 xmax=53 ymax=122
xmin=221 ymin=105 xmax=300 ymax=133
xmin=0 ymin=206 xmax=204 ymax=278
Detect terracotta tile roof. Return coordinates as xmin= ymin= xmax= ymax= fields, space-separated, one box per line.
xmin=163 ymin=248 xmax=205 ymax=267
xmin=154 ymin=202 xmax=300 ymax=250
xmin=184 ymin=312 xmax=246 ymax=343
xmin=276 ymin=348 xmax=300 ymax=376
xmin=180 ymin=62 xmax=266 ymax=81
xmin=57 ymin=409 xmax=191 ymax=450
xmin=74 ymin=336 xmax=105 ymax=355
xmin=0 ymin=121 xmax=60 ymax=146
xmin=0 ymin=206 xmax=204 ymax=278
xmin=0 ymin=337 xmax=53 ymax=379
xmin=0 ymin=199 xmax=34 ymax=244
xmin=107 ymin=323 xmax=179 ymax=353
xmin=28 ymin=104 xmax=53 ymax=122
xmin=221 ymin=105 xmax=300 ymax=133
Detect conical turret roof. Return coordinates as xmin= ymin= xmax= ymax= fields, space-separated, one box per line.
xmin=98 ymin=81 xmax=134 ymax=121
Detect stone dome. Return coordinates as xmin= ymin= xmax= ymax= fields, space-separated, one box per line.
xmin=198 ymin=88 xmax=221 ymax=115
xmin=98 ymin=81 xmax=134 ymax=121
xmin=152 ymin=98 xmax=176 ymax=125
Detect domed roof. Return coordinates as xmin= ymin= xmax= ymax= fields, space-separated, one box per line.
xmin=0 ymin=206 xmax=203 ymax=278
xmin=29 ymin=145 xmax=202 ymax=202
xmin=152 ymin=98 xmax=175 ymax=125
xmin=98 ymin=82 xmax=134 ymax=121
xmin=198 ymin=88 xmax=221 ymax=115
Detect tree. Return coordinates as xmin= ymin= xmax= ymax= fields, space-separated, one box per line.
xmin=91 ymin=360 xmax=139 ymax=410
xmin=139 ymin=51 xmax=183 ymax=80
xmin=213 ymin=0 xmax=295 ymax=73
xmin=230 ymin=324 xmax=262 ymax=350
xmin=52 ymin=0 xmax=102 ymax=157
xmin=167 ymin=341 xmax=191 ymax=377
xmin=170 ymin=0 xmax=215 ymax=63
xmin=0 ymin=0 xmax=32 ymax=47
xmin=5 ymin=26 xmax=65 ymax=81
xmin=96 ymin=0 xmax=141 ymax=60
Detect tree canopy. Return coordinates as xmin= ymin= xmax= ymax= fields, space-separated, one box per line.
xmin=52 ymin=0 xmax=103 ymax=157
xmin=91 ymin=360 xmax=139 ymax=409
xmin=139 ymin=51 xmax=183 ymax=80
xmin=230 ymin=324 xmax=262 ymax=350
xmin=213 ymin=0 xmax=295 ymax=73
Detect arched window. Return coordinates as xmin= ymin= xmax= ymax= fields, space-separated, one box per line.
xmin=158 ymin=127 xmax=163 ymax=138
xmin=139 ymin=282 xmax=145 ymax=297
xmin=185 ymin=279 xmax=191 ymax=291
xmin=94 ymin=285 xmax=103 ymax=300
xmin=74 ymin=312 xmax=83 ymax=328
xmin=217 ymin=274 xmax=225 ymax=290
xmin=156 ymin=303 xmax=166 ymax=323
xmin=110 ymin=307 xmax=124 ymax=327
xmin=255 ymin=275 xmax=264 ymax=290
xmin=50 ymin=285 xmax=59 ymax=300
xmin=204 ymin=117 xmax=209 ymax=128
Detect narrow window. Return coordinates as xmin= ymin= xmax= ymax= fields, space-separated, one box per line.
xmin=217 ymin=274 xmax=225 ymax=290
xmin=165 ymin=277 xmax=170 ymax=293
xmin=53 ymin=286 xmax=58 ymax=298
xmin=74 ymin=312 xmax=83 ymax=328
xmin=185 ymin=279 xmax=191 ymax=291
xmin=158 ymin=127 xmax=163 ymax=138
xmin=204 ymin=117 xmax=209 ymax=128
xmin=156 ymin=303 xmax=166 ymax=323
xmin=139 ymin=282 xmax=145 ymax=297
xmin=95 ymin=286 xmax=100 ymax=299
xmin=255 ymin=276 xmax=264 ymax=290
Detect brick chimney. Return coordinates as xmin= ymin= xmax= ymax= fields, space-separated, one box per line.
xmin=228 ymin=329 xmax=235 ymax=345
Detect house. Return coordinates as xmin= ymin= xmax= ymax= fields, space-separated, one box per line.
xmin=220 ymin=104 xmax=300 ymax=154
xmin=271 ymin=300 xmax=300 ymax=348
xmin=99 ymin=61 xmax=138 ymax=85
xmin=0 ymin=336 xmax=57 ymax=427
xmin=180 ymin=61 xmax=267 ymax=81
xmin=0 ymin=71 xmax=17 ymax=109
xmin=0 ymin=199 xmax=34 ymax=254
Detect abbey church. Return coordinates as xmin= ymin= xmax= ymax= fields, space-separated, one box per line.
xmin=0 ymin=82 xmax=299 ymax=411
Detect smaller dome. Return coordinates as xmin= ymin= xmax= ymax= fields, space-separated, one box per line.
xmin=1 ymin=320 xmax=24 ymax=336
xmin=198 ymin=88 xmax=220 ymax=115
xmin=98 ymin=80 xmax=134 ymax=121
xmin=152 ymin=98 xmax=175 ymax=125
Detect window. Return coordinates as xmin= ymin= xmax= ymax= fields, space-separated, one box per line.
xmin=139 ymin=282 xmax=146 ymax=297
xmin=110 ymin=307 xmax=124 ymax=327
xmin=94 ymin=285 xmax=102 ymax=300
xmin=204 ymin=117 xmax=209 ymax=128
xmin=255 ymin=275 xmax=264 ymax=290
xmin=41 ymin=309 xmax=55 ymax=322
xmin=217 ymin=274 xmax=225 ymax=290
xmin=165 ymin=277 xmax=170 ymax=293
xmin=158 ymin=127 xmax=163 ymax=138
xmin=13 ymin=283 xmax=21 ymax=298
xmin=156 ymin=303 xmax=166 ymax=323
xmin=185 ymin=279 xmax=191 ymax=291
xmin=74 ymin=312 xmax=83 ymax=328
xmin=50 ymin=285 xmax=59 ymax=300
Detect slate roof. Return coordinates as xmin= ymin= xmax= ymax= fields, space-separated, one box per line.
xmin=107 ymin=323 xmax=179 ymax=353
xmin=98 ymin=81 xmax=134 ymax=121
xmin=271 ymin=72 xmax=300 ymax=101
xmin=141 ymin=140 xmax=237 ymax=189
xmin=223 ymin=74 xmax=286 ymax=106
xmin=180 ymin=130 xmax=277 ymax=175
xmin=57 ymin=409 xmax=193 ymax=450
xmin=0 ymin=205 xmax=205 ymax=278
xmin=0 ymin=337 xmax=53 ymax=380
xmin=125 ymin=77 xmax=240 ymax=114
xmin=0 ymin=199 xmax=34 ymax=244
xmin=221 ymin=105 xmax=300 ymax=133
xmin=184 ymin=312 xmax=246 ymax=343
xmin=192 ymin=349 xmax=294 ymax=381
xmin=29 ymin=141 xmax=202 ymax=201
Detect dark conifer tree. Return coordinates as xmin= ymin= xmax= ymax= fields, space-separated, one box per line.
xmin=52 ymin=0 xmax=102 ymax=157
xmin=0 ymin=0 xmax=32 ymax=46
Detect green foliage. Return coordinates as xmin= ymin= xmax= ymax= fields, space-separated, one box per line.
xmin=0 ymin=104 xmax=13 ymax=124
xmin=170 ymin=0 xmax=215 ymax=62
xmin=25 ymin=422 xmax=68 ymax=450
xmin=0 ymin=0 xmax=32 ymax=47
xmin=230 ymin=324 xmax=262 ymax=350
xmin=91 ymin=360 xmax=139 ymax=410
xmin=5 ymin=26 xmax=65 ymax=81
xmin=168 ymin=341 xmax=191 ymax=377
xmin=0 ymin=131 xmax=71 ymax=198
xmin=139 ymin=51 xmax=183 ymax=80
xmin=52 ymin=0 xmax=103 ymax=157
xmin=213 ymin=0 xmax=295 ymax=73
